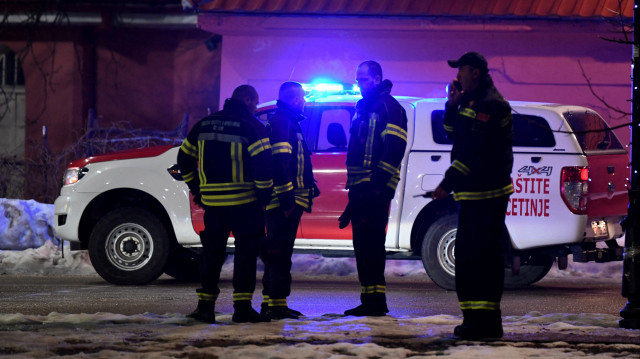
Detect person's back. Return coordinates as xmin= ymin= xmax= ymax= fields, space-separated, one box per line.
xmin=177 ymin=84 xmax=272 ymax=324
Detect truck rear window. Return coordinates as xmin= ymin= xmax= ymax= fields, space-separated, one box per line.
xmin=563 ymin=111 xmax=624 ymax=151
xmin=431 ymin=110 xmax=556 ymax=147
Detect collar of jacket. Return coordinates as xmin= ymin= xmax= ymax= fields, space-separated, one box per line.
xmin=222 ymin=98 xmax=254 ymax=118
xmin=276 ymin=100 xmax=306 ymax=122
xmin=357 ymin=79 xmax=393 ymax=111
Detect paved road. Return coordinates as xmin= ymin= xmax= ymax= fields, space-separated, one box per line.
xmin=0 ymin=273 xmax=627 ymax=318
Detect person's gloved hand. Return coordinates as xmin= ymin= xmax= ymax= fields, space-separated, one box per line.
xmin=338 ymin=202 xmax=351 ymax=229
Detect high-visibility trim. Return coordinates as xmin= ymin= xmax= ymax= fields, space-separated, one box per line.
xmin=453 ymin=183 xmax=514 ymax=201
xmin=363 ymin=113 xmax=377 ymax=167
xmin=230 ymin=142 xmax=244 ymax=182
xmin=386 ymin=176 xmax=399 ymax=190
xmin=381 ymin=123 xmax=408 ymax=142
xmin=347 ymin=166 xmax=372 ymax=175
xmin=296 ymin=141 xmax=305 ymax=188
xmin=197 ymin=292 xmax=218 ymax=302
xmin=361 ymin=285 xmax=386 ymax=294
xmin=459 ymin=300 xmax=500 ymax=311
xmin=233 ymin=292 xmax=253 ymax=302
xmin=272 ymin=142 xmax=292 ymax=155
xmin=254 ymin=179 xmax=273 ymax=189
xmin=198 ymin=141 xmax=208 ymax=185
xmin=200 ymin=182 xmax=254 ymax=191
xmin=295 ymin=196 xmax=310 ymax=208
xmin=268 ymin=298 xmax=288 ymax=307
xmin=500 ymin=115 xmax=512 ymax=128
xmin=346 ymin=176 xmax=371 ymax=188
xmin=180 ymin=139 xmax=198 ymax=158
xmin=201 ymin=190 xmax=257 ymax=206
xmin=459 ymin=107 xmax=476 ymax=119
xmin=262 ymin=295 xmax=270 ymax=305
xmin=451 ymin=160 xmax=470 ymax=176
xmin=275 ymin=182 xmax=294 ymax=194
xmin=182 ymin=170 xmax=196 ymax=183
xmin=377 ymin=160 xmax=399 ymax=176
xmin=248 ymin=138 xmax=271 ymax=157
xmin=443 ymin=124 xmax=454 ymax=132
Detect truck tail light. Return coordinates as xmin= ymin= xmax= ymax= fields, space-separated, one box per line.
xmin=560 ymin=166 xmax=588 ymax=214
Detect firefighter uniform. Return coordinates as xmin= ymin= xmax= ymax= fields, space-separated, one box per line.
xmin=345 ymin=79 xmax=408 ymax=315
xmin=177 ymin=98 xmax=273 ymax=323
xmin=440 ymin=75 xmax=514 ymax=338
xmin=261 ymin=100 xmax=318 ymax=318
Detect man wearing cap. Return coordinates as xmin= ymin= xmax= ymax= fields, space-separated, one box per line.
xmin=431 ymin=52 xmax=514 ymax=339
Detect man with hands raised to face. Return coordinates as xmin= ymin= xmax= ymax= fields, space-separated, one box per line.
xmin=432 ymin=52 xmax=514 ymax=339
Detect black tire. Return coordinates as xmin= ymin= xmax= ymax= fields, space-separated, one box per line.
xmin=504 ymin=254 xmax=554 ymax=288
xmin=163 ymin=246 xmax=201 ymax=282
xmin=88 ymin=207 xmax=170 ymax=285
xmin=420 ymin=214 xmax=554 ymax=291
xmin=421 ymin=214 xmax=458 ymax=291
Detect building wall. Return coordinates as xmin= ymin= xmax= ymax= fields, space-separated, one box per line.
xmin=2 ymin=25 xmax=220 ymax=201
xmin=199 ymin=15 xmax=631 ymax=145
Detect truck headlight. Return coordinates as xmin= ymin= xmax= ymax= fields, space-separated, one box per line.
xmin=63 ymin=167 xmax=88 ymax=185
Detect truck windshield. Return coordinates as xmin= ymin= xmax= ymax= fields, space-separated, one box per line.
xmin=563 ymin=111 xmax=623 ymax=151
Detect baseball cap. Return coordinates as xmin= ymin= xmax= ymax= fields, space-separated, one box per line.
xmin=448 ymin=52 xmax=489 ymax=73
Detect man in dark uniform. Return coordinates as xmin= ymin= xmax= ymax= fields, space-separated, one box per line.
xmin=261 ymin=81 xmax=318 ymax=320
xmin=341 ymin=61 xmax=408 ymax=316
xmin=432 ymin=52 xmax=514 ymax=339
xmin=177 ymin=84 xmax=273 ymax=324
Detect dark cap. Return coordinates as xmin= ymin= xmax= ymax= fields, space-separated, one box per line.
xmin=448 ymin=52 xmax=488 ymax=73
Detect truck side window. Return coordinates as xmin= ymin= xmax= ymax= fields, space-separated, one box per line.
xmin=314 ymin=108 xmax=352 ymax=152
xmin=430 ymin=110 xmax=556 ymax=147
xmin=513 ymin=114 xmax=556 ymax=147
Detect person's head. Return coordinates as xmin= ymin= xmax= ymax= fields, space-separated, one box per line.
xmin=447 ymin=52 xmax=489 ymax=92
xmin=356 ymin=60 xmax=382 ymax=97
xmin=231 ymin=85 xmax=259 ymax=114
xmin=278 ymin=81 xmax=306 ymax=114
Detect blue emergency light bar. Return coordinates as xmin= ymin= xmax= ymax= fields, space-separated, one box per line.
xmin=301 ymin=82 xmax=360 ymax=98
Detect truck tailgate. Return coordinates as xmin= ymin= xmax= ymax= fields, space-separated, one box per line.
xmin=585 ymin=152 xmax=629 ymax=217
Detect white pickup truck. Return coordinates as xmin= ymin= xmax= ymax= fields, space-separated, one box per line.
xmin=54 ymin=93 xmax=629 ymax=289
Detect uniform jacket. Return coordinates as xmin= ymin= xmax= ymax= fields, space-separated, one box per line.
xmin=177 ymin=99 xmax=273 ymax=207
xmin=346 ymin=79 xmax=408 ymax=198
xmin=441 ymin=81 xmax=514 ymax=201
xmin=267 ymin=100 xmax=318 ymax=212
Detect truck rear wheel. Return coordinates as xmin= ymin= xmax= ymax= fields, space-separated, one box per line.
xmin=420 ymin=214 xmax=554 ymax=291
xmin=89 ymin=207 xmax=170 ymax=285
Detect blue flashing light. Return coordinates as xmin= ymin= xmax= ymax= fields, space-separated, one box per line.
xmin=301 ymin=82 xmax=361 ymax=99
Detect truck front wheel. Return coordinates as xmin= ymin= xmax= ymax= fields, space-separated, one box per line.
xmin=420 ymin=214 xmax=554 ymax=291
xmin=89 ymin=207 xmax=170 ymax=285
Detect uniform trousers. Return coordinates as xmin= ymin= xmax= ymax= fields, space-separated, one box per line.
xmin=199 ymin=202 xmax=264 ymax=296
xmin=455 ymin=195 xmax=510 ymax=316
xmin=262 ymin=206 xmax=303 ymax=300
xmin=349 ymin=186 xmax=391 ymax=296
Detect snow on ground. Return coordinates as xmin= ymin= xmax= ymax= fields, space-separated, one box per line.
xmin=1 ymin=198 xmax=639 ymax=358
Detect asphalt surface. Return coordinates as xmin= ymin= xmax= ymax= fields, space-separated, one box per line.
xmin=0 ymin=272 xmax=627 ymax=318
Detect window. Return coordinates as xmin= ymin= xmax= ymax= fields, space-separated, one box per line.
xmin=564 ymin=111 xmax=623 ymax=151
xmin=431 ymin=110 xmax=556 ymax=147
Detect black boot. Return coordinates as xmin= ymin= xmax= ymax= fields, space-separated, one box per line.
xmin=232 ymin=301 xmax=270 ymax=323
xmin=187 ymin=299 xmax=216 ymax=324
xmin=344 ymin=293 xmax=389 ymax=317
xmin=454 ymin=310 xmax=503 ymax=340
xmin=265 ymin=305 xmax=303 ymax=320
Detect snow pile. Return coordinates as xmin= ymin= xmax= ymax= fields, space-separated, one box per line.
xmin=0 ymin=198 xmax=58 ymax=250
